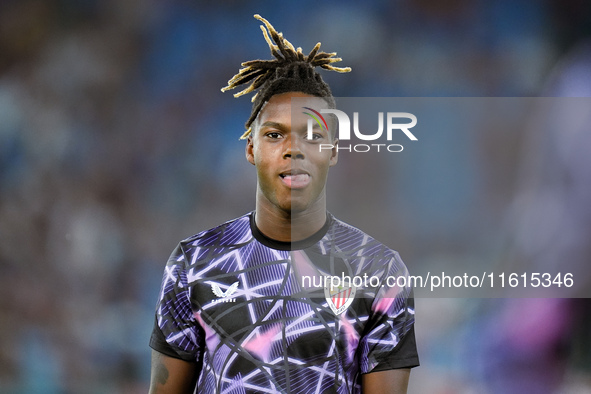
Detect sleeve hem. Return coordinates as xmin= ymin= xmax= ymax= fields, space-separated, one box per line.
xmin=150 ymin=318 xmax=199 ymax=362
xmin=361 ymin=356 xmax=420 ymax=374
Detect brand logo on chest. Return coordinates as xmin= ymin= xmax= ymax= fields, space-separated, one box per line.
xmin=211 ymin=281 xmax=240 ymax=303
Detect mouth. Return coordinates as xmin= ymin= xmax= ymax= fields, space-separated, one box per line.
xmin=279 ymin=170 xmax=310 ymax=189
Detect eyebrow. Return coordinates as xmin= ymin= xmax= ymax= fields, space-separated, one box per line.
xmin=259 ymin=121 xmax=288 ymax=131
xmin=258 ymin=120 xmax=329 ymax=137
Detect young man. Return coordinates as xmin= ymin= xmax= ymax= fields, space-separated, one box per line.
xmin=149 ymin=15 xmax=419 ymax=394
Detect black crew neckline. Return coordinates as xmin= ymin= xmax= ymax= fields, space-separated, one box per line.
xmin=249 ymin=211 xmax=332 ymax=251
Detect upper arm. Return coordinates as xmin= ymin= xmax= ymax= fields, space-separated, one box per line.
xmin=362 ymin=368 xmax=411 ymax=394
xmin=149 ymin=350 xmax=200 ymax=394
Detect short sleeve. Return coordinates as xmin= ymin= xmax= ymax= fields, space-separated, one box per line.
xmin=358 ymin=253 xmax=419 ymax=373
xmin=149 ymin=244 xmax=204 ymax=362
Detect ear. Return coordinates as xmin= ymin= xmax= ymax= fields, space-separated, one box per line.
xmin=329 ymin=138 xmax=339 ymax=167
xmin=245 ymin=136 xmax=255 ymax=165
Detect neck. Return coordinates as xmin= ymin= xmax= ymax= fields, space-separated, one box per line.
xmin=255 ymin=200 xmax=327 ymax=243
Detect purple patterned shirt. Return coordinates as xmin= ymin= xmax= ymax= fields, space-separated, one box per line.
xmin=150 ymin=212 xmax=418 ymax=393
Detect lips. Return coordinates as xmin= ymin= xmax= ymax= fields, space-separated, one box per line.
xmin=279 ymin=171 xmax=310 ymax=189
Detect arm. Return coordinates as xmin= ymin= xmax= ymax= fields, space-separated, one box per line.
xmin=362 ymin=368 xmax=411 ymax=394
xmin=149 ymin=350 xmax=200 ymax=394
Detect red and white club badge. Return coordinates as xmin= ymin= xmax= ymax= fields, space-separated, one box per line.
xmin=324 ymin=281 xmax=356 ymax=315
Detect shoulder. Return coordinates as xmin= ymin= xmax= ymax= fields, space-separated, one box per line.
xmin=327 ymin=215 xmax=400 ymax=259
xmin=167 ymin=213 xmax=254 ymax=267
xmin=180 ymin=212 xmax=253 ymax=249
xmin=325 ymin=215 xmax=409 ymax=280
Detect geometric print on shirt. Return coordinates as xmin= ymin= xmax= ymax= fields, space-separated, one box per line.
xmin=150 ymin=212 xmax=419 ymax=393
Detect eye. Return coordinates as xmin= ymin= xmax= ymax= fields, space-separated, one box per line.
xmin=265 ymin=132 xmax=283 ymax=139
xmin=305 ymin=132 xmax=324 ymax=141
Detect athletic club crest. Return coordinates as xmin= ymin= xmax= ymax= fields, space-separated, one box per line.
xmin=324 ymin=281 xmax=356 ymax=315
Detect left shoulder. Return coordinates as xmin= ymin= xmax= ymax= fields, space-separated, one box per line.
xmin=321 ymin=215 xmax=406 ymax=271
xmin=325 ymin=214 xmax=402 ymax=262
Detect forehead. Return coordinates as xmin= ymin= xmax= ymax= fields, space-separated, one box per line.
xmin=256 ymin=92 xmax=330 ymax=127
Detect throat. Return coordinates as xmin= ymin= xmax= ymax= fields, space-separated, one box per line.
xmin=254 ymin=204 xmax=327 ymax=243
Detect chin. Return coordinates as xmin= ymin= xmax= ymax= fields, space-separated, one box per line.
xmin=282 ymin=205 xmax=304 ymax=215
xmin=287 ymin=201 xmax=319 ymax=216
xmin=280 ymin=200 xmax=308 ymax=215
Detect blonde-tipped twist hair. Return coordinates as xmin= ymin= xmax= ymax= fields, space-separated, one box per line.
xmin=221 ymin=14 xmax=351 ymax=139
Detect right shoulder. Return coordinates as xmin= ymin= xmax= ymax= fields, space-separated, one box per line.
xmin=181 ymin=212 xmax=253 ymax=247
xmin=171 ymin=213 xmax=254 ymax=265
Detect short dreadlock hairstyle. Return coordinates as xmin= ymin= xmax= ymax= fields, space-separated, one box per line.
xmin=221 ymin=14 xmax=351 ymax=139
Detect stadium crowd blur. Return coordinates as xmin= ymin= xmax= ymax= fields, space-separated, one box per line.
xmin=0 ymin=0 xmax=589 ymax=393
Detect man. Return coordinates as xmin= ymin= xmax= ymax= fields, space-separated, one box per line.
xmin=149 ymin=15 xmax=419 ymax=393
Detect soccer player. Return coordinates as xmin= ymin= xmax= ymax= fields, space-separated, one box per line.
xmin=149 ymin=15 xmax=419 ymax=394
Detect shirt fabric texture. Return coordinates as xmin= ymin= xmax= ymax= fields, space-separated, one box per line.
xmin=150 ymin=212 xmax=419 ymax=393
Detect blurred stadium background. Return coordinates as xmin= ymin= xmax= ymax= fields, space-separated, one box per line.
xmin=0 ymin=0 xmax=590 ymax=392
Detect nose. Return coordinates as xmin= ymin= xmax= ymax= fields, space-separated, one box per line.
xmin=283 ymin=135 xmax=304 ymax=159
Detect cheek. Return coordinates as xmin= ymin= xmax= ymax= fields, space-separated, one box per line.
xmin=253 ymin=151 xmax=275 ymax=182
xmin=251 ymin=145 xmax=265 ymax=167
xmin=312 ymin=152 xmax=334 ymax=172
